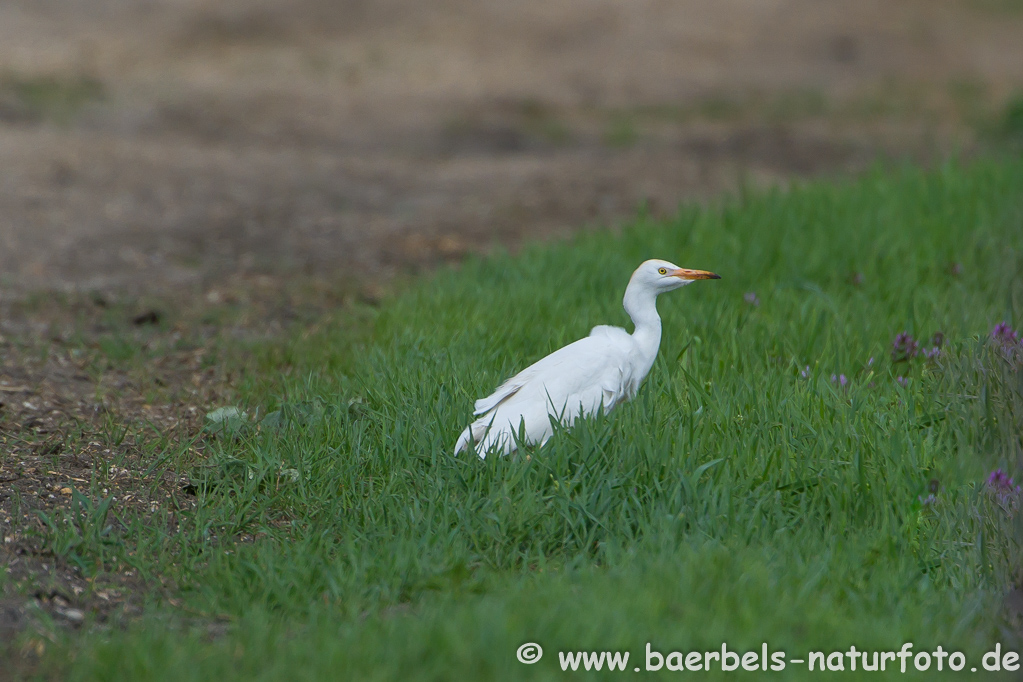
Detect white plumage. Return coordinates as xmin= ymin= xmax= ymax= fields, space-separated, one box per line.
xmin=455 ymin=259 xmax=720 ymax=458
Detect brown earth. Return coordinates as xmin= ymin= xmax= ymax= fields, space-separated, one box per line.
xmin=1 ymin=0 xmax=1023 ymax=671
xmin=1 ymin=0 xmax=1022 ymax=294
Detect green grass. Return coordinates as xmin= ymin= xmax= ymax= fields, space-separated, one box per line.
xmin=36 ymin=159 xmax=1023 ymax=679
xmin=0 ymin=72 xmax=104 ymax=125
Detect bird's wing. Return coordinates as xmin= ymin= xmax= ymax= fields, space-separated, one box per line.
xmin=473 ymin=327 xmax=634 ymax=418
xmin=472 ymin=364 xmax=541 ymax=416
xmin=460 ymin=329 xmax=637 ymax=457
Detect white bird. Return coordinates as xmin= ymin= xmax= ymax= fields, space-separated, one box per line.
xmin=455 ymin=259 xmax=720 ymax=458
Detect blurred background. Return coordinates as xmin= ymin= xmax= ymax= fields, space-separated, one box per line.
xmin=1 ymin=0 xmax=1022 ymax=297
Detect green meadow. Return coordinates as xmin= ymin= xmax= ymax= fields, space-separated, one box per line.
xmin=27 ymin=159 xmax=1023 ymax=679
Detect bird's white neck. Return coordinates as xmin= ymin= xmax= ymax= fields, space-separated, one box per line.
xmin=623 ymin=281 xmax=662 ymax=374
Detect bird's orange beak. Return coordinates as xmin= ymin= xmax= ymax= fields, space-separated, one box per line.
xmin=671 ymin=268 xmax=721 ymax=280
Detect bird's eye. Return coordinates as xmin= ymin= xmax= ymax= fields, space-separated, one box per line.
xmin=657 ymin=267 xmax=667 ymax=275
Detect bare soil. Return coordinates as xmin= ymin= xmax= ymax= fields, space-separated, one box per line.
xmin=1 ymin=0 xmax=1022 ymax=294
xmin=0 ymin=294 xmax=232 ymax=672
xmin=1 ymin=0 xmax=1023 ymax=670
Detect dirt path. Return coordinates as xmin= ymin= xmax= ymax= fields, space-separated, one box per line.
xmin=1 ymin=0 xmax=1021 ymax=295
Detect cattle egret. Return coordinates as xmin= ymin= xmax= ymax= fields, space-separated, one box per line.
xmin=455 ymin=259 xmax=720 ymax=458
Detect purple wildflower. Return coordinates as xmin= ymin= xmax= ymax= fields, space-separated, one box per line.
xmin=990 ymin=322 xmax=1022 ymax=363
xmin=891 ymin=332 xmax=919 ymax=363
xmin=830 ymin=373 xmax=848 ymax=389
xmin=987 ymin=469 xmax=1020 ymax=493
xmin=743 ymin=292 xmax=760 ymax=307
xmin=991 ymin=322 xmax=1019 ymax=347
xmin=896 ymin=376 xmax=908 ymax=388
xmin=917 ymin=480 xmax=940 ymax=507
xmin=986 ymin=469 xmax=1022 ymax=511
xmin=867 ymin=356 xmax=874 ymax=367
xmin=917 ymin=333 xmax=944 ymax=362
xmin=800 ymin=366 xmax=811 ymax=380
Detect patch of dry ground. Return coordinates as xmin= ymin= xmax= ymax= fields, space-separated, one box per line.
xmin=1 ymin=0 xmax=1022 ymax=293
xmin=0 ymin=295 xmax=229 ymax=671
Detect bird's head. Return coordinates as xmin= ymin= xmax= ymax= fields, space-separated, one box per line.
xmin=633 ymin=259 xmax=721 ymax=293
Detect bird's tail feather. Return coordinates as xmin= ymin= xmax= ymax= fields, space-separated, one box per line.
xmin=454 ymin=417 xmax=511 ymax=458
xmin=454 ymin=419 xmax=493 ymax=459
xmin=454 ymin=425 xmax=473 ymax=456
